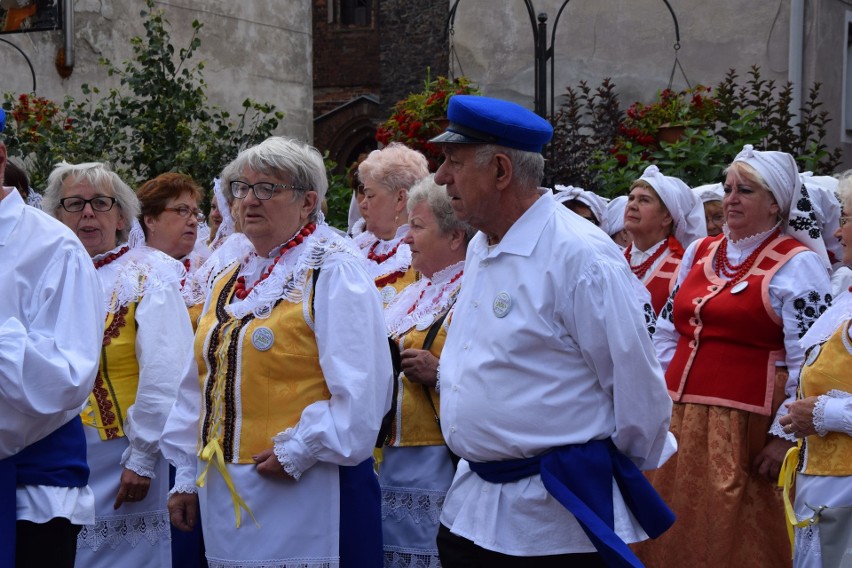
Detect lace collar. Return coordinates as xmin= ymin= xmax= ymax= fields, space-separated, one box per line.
xmin=723 ymin=222 xmax=782 ymax=254
xmin=385 ymin=260 xmax=464 ymax=338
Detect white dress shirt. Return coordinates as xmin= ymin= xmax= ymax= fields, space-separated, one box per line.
xmin=0 ymin=187 xmax=102 ymax=524
xmin=438 ymin=191 xmax=676 ymax=556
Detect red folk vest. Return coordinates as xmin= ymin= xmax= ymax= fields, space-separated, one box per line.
xmin=666 ymin=234 xmax=807 ymax=415
xmin=645 ymin=251 xmax=682 ymax=315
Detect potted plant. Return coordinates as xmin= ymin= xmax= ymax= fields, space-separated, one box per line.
xmin=624 ymin=85 xmax=718 ymax=144
xmin=376 ymin=74 xmax=480 ymax=171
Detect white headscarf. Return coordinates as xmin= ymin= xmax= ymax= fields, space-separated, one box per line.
xmin=692 ymin=183 xmax=724 ymax=203
xmin=553 ymin=184 xmax=609 ymax=225
xmin=604 ymin=195 xmax=628 ymax=236
xmin=800 ymin=172 xmax=842 ymax=265
xmin=210 ymin=177 xmax=235 ymax=250
xmin=637 ymin=165 xmax=706 ymax=247
xmin=732 ymin=145 xmax=831 ymax=270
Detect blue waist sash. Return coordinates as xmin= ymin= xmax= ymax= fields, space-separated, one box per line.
xmin=0 ymin=416 xmax=90 ymax=566
xmin=468 ymin=439 xmax=674 ymax=568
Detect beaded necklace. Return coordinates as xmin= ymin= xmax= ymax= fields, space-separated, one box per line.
xmin=367 ymin=239 xmax=401 ymax=263
xmin=406 ymin=269 xmax=464 ymax=315
xmin=94 ymin=246 xmax=130 ymax=269
xmin=625 ymin=240 xmax=668 ymax=279
xmin=714 ymin=227 xmax=781 ymax=286
xmin=374 ymin=269 xmax=408 ymax=289
xmin=233 ymin=223 xmax=317 ymax=300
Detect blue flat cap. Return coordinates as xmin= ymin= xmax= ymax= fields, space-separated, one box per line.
xmin=0 ymin=109 xmax=5 ymax=133
xmin=429 ymin=95 xmax=553 ymax=153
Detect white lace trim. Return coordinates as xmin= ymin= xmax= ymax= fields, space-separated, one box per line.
xmin=226 ymin=224 xmax=360 ymax=319
xmin=76 ymin=510 xmax=171 ymax=551
xmin=381 ymin=486 xmax=446 ymax=525
xmin=94 ymin=244 xmax=186 ymax=314
xmin=272 ymin=429 xmax=302 ymax=481
xmin=628 ymin=238 xmax=667 ymax=265
xmin=723 ymin=221 xmax=782 ymax=251
xmin=384 ymin=548 xmax=442 ymax=568
xmin=206 ymin=557 xmax=336 ymax=568
xmin=385 ymin=261 xmax=463 ymax=338
xmin=168 ymin=483 xmax=199 ymax=496
xmin=122 ymin=460 xmax=156 ymax=479
xmin=793 ymin=522 xmax=822 ymax=561
xmin=769 ymin=417 xmax=798 ymax=442
xmin=352 ymin=227 xmax=413 ymax=280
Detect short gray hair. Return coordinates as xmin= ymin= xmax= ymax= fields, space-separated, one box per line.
xmin=220 ymin=136 xmax=328 ymax=223
xmin=43 ymin=161 xmax=140 ymax=244
xmin=474 ymin=145 xmax=544 ymax=191
xmin=407 ymin=174 xmax=476 ymax=243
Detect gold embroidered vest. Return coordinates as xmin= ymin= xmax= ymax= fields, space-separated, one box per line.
xmin=195 ymin=265 xmax=331 ymax=463
xmin=800 ymin=321 xmax=852 ymax=476
xmin=81 ymin=301 xmax=140 ymax=441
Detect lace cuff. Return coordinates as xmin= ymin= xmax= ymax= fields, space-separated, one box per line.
xmin=769 ymin=415 xmax=798 ymax=442
xmin=435 ymin=365 xmax=440 ymax=393
xmin=272 ymin=428 xmax=316 ymax=481
xmin=120 ymin=445 xmax=158 ymax=478
xmin=813 ymin=395 xmax=830 ymax=436
xmin=168 ymin=484 xmax=199 ymax=497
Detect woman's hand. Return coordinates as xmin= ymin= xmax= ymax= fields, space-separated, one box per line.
xmin=780 ymin=397 xmax=819 ymax=438
xmin=253 ymin=448 xmax=294 ymax=480
xmin=401 ymin=348 xmax=439 ymax=387
xmin=752 ymin=437 xmax=795 ymax=481
xmin=168 ymin=492 xmax=199 ymax=532
xmin=113 ymin=467 xmax=151 ymax=509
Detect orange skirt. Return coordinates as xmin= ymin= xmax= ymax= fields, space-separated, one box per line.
xmin=633 ymin=402 xmax=791 ymax=568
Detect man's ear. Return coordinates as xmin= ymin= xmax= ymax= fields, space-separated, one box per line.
xmin=494 ymin=153 xmax=512 ymax=189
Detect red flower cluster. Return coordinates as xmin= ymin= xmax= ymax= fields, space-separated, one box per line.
xmin=376 ymin=76 xmax=479 ymax=171
xmin=7 ymin=93 xmax=71 ymax=143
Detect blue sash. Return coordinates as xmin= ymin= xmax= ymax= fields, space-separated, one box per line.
xmin=468 ymin=439 xmax=674 ymax=568
xmin=0 ymin=416 xmax=90 ymax=566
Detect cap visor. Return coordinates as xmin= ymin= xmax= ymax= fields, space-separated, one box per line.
xmin=428 ymin=130 xmax=488 ymax=145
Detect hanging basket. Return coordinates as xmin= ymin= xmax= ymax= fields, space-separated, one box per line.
xmin=656 ymin=123 xmax=687 ymax=144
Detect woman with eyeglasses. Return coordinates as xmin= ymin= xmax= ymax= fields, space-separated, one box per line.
xmin=355 ymin=143 xmax=429 ymax=306
xmin=43 ymin=161 xmax=194 ymax=568
xmin=636 ymin=146 xmax=833 ymax=567
xmin=692 ymin=182 xmax=725 ymax=237
xmin=136 ymin=172 xmax=210 ymax=323
xmin=161 ymin=137 xmax=392 ymax=567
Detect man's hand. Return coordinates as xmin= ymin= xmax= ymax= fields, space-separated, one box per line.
xmin=752 ymin=437 xmax=794 ymax=481
xmin=253 ymin=448 xmax=294 ymax=480
xmin=780 ymin=397 xmax=819 ymax=438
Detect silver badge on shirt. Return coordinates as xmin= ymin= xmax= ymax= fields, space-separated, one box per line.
xmin=493 ymin=291 xmax=512 ymax=318
xmin=381 ymin=285 xmax=397 ymax=304
xmin=252 ymin=327 xmax=275 ymax=351
xmin=804 ymin=344 xmax=820 ymax=367
xmin=730 ymin=281 xmax=749 ymax=294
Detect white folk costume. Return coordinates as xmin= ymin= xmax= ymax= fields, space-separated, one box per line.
xmin=353 ymin=226 xmax=417 ymax=306
xmin=438 ymin=191 xmax=676 ymax=559
xmin=779 ymin=291 xmax=852 ymax=568
xmin=161 ymin=223 xmax=393 ymax=568
xmin=381 ymin=260 xmax=463 ymax=567
xmin=0 ymin=187 xmax=102 ymax=565
xmin=640 ymin=225 xmax=832 ymax=567
xmin=75 ymin=243 xmax=193 ymax=567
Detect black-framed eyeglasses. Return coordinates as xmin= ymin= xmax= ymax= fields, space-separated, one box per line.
xmin=164 ymin=205 xmax=205 ymax=222
xmin=59 ymin=196 xmax=117 ymax=213
xmin=230 ymin=180 xmax=303 ymax=201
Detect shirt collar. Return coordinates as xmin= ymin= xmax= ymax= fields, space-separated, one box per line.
xmin=0 ymin=186 xmax=24 ymax=247
xmin=471 ymin=189 xmax=553 ymax=259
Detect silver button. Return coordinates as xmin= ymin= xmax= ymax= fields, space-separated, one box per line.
xmin=450 ymin=426 xmax=456 ymax=433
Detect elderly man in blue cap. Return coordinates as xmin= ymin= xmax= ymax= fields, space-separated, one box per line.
xmin=430 ymin=95 xmax=677 ymax=567
xmin=0 ymin=109 xmax=102 ymax=566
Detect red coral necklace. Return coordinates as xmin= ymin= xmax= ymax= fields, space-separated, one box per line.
xmin=94 ymin=246 xmax=130 ymax=269
xmin=234 ymin=223 xmax=317 ymax=300
xmin=714 ymin=227 xmax=780 ymax=286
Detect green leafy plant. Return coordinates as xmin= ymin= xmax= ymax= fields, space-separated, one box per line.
xmin=548 ymin=66 xmax=843 ymax=197
xmin=376 ymin=74 xmax=480 ymax=170
xmin=3 ymin=0 xmax=282 ymax=203
xmin=322 ymin=152 xmax=352 ymax=231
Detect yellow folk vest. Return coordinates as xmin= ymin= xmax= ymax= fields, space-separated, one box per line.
xmin=799 ymin=320 xmax=852 ymax=476
xmin=81 ymin=301 xmax=141 ymax=441
xmin=195 ymin=265 xmax=331 ymax=463
xmin=390 ymin=321 xmax=447 ymax=446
